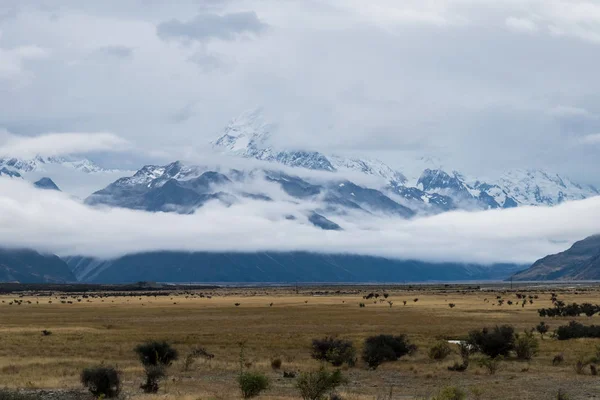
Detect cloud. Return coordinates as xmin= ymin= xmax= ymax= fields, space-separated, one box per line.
xmin=548 ymin=105 xmax=596 ymax=119
xmin=0 ymin=131 xmax=130 ymax=158
xmin=0 ymin=45 xmax=49 ymax=80
xmin=96 ymin=45 xmax=134 ymax=59
xmin=156 ymin=11 xmax=267 ymax=42
xmin=505 ymin=17 xmax=538 ymax=33
xmin=581 ymin=133 xmax=600 ymax=144
xmin=0 ymin=177 xmax=599 ymax=263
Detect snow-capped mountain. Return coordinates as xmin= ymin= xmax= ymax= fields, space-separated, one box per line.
xmin=0 ymin=155 xmax=113 ymax=174
xmin=211 ymin=109 xmax=599 ymax=211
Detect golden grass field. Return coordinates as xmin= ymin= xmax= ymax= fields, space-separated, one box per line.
xmin=0 ymin=284 xmax=599 ymax=399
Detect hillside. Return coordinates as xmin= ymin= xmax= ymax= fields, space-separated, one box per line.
xmin=0 ymin=248 xmax=76 ymax=283
xmin=511 ymin=235 xmax=600 ymax=281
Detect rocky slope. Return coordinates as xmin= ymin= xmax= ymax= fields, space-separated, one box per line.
xmin=512 ymin=235 xmax=600 ymax=280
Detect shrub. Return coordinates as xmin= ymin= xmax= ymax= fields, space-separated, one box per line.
xmin=362 ymin=334 xmax=416 ymax=369
xmin=271 ymin=358 xmax=282 ymax=370
xmin=573 ymin=358 xmax=586 ymax=375
xmin=134 ymin=340 xmax=179 ymax=366
xmin=296 ymin=367 xmax=346 ymax=400
xmin=183 ymin=347 xmax=214 ymax=371
xmin=467 ymin=325 xmax=515 ymax=357
xmin=429 ymin=341 xmax=452 ymax=361
xmin=536 ymin=322 xmax=549 ymax=338
xmin=552 ymin=353 xmax=564 ymax=366
xmin=238 ymin=372 xmax=270 ymax=399
xmin=514 ymin=331 xmax=539 ymax=360
xmin=478 ymin=356 xmax=501 ymax=375
xmin=555 ymin=321 xmax=600 ymax=340
xmin=80 ymin=366 xmax=121 ymax=398
xmin=432 ymin=386 xmax=466 ymax=400
xmin=311 ymin=337 xmax=356 ymax=367
xmin=140 ymin=365 xmax=166 ymax=393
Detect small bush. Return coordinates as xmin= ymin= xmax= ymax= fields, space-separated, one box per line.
xmin=362 ymin=334 xmax=416 ymax=369
xmin=573 ymin=358 xmax=586 ymax=375
xmin=135 ymin=340 xmax=179 ymax=366
xmin=514 ymin=331 xmax=539 ymax=360
xmin=271 ymin=358 xmax=282 ymax=370
xmin=238 ymin=372 xmax=270 ymax=399
xmin=478 ymin=356 xmax=501 ymax=375
xmin=80 ymin=366 xmax=121 ymax=398
xmin=140 ymin=365 xmax=166 ymax=393
xmin=296 ymin=367 xmax=346 ymax=400
xmin=467 ymin=325 xmax=515 ymax=357
xmin=536 ymin=322 xmax=549 ymax=338
xmin=432 ymin=386 xmax=466 ymax=400
xmin=311 ymin=337 xmax=356 ymax=367
xmin=429 ymin=341 xmax=452 ymax=361
xmin=552 ymin=353 xmax=564 ymax=366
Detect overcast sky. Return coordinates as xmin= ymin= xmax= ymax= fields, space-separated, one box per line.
xmin=1 ymin=0 xmax=600 ymax=183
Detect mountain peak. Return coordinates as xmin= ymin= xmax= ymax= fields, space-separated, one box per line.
xmin=34 ymin=177 xmax=60 ymax=191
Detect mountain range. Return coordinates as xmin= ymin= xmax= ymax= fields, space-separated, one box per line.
xmin=0 ymin=109 xmax=599 ymax=283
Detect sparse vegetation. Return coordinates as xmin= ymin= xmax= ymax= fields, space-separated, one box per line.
xmin=535 ymin=321 xmax=549 ymax=339
xmin=296 ymin=367 xmax=346 ymax=400
xmin=432 ymin=386 xmax=466 ymax=400
xmin=238 ymin=372 xmax=270 ymax=399
xmin=514 ymin=331 xmax=539 ymax=360
xmin=478 ymin=356 xmax=502 ymax=375
xmin=429 ymin=341 xmax=452 ymax=361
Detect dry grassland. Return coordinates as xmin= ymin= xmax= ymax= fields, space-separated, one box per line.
xmin=0 ymin=285 xmax=599 ymax=399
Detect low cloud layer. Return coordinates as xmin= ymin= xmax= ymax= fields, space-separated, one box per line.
xmin=0 ymin=178 xmax=598 ymax=264
xmin=0 ymin=131 xmax=129 ymax=158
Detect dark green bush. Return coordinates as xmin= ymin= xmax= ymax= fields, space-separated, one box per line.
xmin=362 ymin=334 xmax=416 ymax=369
xmin=311 ymin=337 xmax=356 ymax=367
xmin=238 ymin=371 xmax=270 ymax=399
xmin=467 ymin=325 xmax=515 ymax=357
xmin=296 ymin=367 xmax=346 ymax=400
xmin=555 ymin=321 xmax=600 ymax=340
xmin=134 ymin=340 xmax=179 ymax=366
xmin=80 ymin=366 xmax=121 ymax=398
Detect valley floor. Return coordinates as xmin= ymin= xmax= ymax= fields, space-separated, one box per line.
xmin=0 ymin=284 xmax=599 ymax=399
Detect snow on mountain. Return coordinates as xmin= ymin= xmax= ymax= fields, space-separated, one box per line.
xmin=493 ymin=169 xmax=599 ymax=206
xmin=0 ymin=155 xmax=113 ymax=174
xmin=211 ymin=109 xmax=599 ymax=211
xmin=212 ymin=109 xmax=403 ymax=181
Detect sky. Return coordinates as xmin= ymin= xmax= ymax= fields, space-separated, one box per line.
xmin=1 ymin=0 xmax=600 ymax=183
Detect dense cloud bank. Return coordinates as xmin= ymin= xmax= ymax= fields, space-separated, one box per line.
xmin=0 ymin=178 xmax=598 ymax=263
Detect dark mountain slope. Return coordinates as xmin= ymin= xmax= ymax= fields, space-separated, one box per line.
xmin=512 ymin=235 xmax=600 ymax=281
xmin=65 ymin=251 xmax=522 ymax=284
xmin=0 ymin=248 xmax=76 ymax=283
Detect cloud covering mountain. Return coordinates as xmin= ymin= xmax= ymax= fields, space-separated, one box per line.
xmin=1 ymin=177 xmax=599 ymax=265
